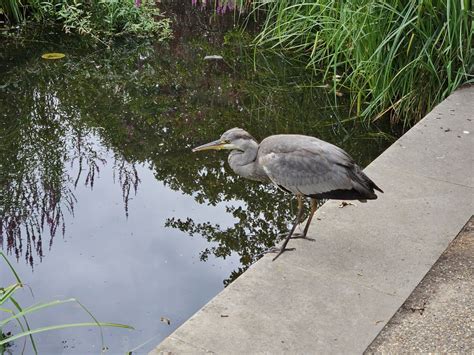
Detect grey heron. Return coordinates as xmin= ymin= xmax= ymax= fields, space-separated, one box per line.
xmin=192 ymin=128 xmax=383 ymax=260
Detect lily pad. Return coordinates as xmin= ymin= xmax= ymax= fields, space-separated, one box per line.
xmin=41 ymin=53 xmax=66 ymax=60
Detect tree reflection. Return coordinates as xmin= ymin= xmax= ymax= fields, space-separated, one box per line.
xmin=0 ymin=23 xmax=394 ymax=280
xmin=164 ymin=183 xmax=293 ymax=285
xmin=0 ymin=88 xmax=139 ymax=265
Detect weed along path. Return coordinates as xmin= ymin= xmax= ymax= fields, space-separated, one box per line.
xmin=152 ymin=87 xmax=474 ymax=353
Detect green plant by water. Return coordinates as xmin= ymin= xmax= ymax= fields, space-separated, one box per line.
xmin=250 ymin=0 xmax=473 ymax=126
xmin=0 ymin=0 xmax=171 ymax=40
xmin=0 ymin=252 xmax=132 ymax=353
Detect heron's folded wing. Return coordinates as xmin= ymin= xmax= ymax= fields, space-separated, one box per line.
xmin=258 ymin=147 xmax=354 ymax=196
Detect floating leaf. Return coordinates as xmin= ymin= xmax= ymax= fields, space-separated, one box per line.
xmin=41 ymin=53 xmax=66 ymax=60
xmin=204 ymin=55 xmax=223 ymax=61
xmin=160 ymin=316 xmax=171 ymax=325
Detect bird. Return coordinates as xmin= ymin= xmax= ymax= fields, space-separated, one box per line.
xmin=192 ymin=127 xmax=383 ymax=260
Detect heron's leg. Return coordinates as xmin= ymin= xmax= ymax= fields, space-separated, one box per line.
xmin=275 ymin=195 xmax=306 ymax=238
xmin=302 ymin=198 xmax=318 ymax=237
xmin=272 ymin=195 xmax=306 ymax=261
xmin=291 ymin=198 xmax=317 ymax=240
xmin=297 ymin=195 xmax=306 ymax=223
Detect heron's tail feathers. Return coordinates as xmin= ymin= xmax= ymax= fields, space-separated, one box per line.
xmin=350 ymin=166 xmax=383 ymax=199
xmin=309 ymin=165 xmax=383 ymax=201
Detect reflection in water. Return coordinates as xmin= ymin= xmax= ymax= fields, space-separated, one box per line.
xmin=0 ymin=18 xmax=394 ymax=279
xmin=0 ymin=123 xmax=141 ymax=265
xmin=165 ymin=181 xmax=291 ymax=285
xmin=0 ymin=10 xmax=398 ymax=352
xmin=0 ymin=75 xmax=140 ymax=265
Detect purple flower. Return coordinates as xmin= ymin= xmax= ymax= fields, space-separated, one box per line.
xmin=135 ymin=0 xmax=141 ymax=7
xmin=191 ymin=0 xmax=236 ymax=13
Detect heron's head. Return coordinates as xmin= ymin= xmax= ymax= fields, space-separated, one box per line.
xmin=192 ymin=128 xmax=257 ymax=153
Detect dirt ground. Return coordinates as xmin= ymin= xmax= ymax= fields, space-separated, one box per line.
xmin=366 ymin=216 xmax=474 ymax=353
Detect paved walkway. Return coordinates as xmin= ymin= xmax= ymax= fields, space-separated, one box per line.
xmin=152 ymin=86 xmax=474 ymax=354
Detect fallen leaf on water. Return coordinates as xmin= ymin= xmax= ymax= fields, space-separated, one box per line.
xmin=204 ymin=55 xmax=223 ymax=61
xmin=41 ymin=52 xmax=66 ymax=60
xmin=220 ymin=314 xmax=229 ymax=318
xmin=339 ymin=202 xmax=355 ymax=208
xmin=160 ymin=316 xmax=171 ymax=325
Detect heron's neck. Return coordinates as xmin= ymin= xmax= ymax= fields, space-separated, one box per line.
xmin=228 ymin=141 xmax=268 ymax=182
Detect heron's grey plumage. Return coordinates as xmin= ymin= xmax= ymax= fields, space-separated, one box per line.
xmin=258 ymin=134 xmax=380 ymax=200
xmin=217 ymin=128 xmax=381 ymax=200
xmin=223 ymin=128 xmax=270 ymax=183
xmin=193 ymin=127 xmax=383 ymax=260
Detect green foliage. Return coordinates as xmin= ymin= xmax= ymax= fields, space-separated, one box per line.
xmin=1 ymin=0 xmax=172 ymax=40
xmin=0 ymin=251 xmax=132 ymax=352
xmin=252 ymin=0 xmax=473 ymax=125
xmin=0 ymin=0 xmax=23 ymax=23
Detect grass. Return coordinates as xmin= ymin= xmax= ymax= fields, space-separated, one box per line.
xmin=249 ymin=0 xmax=473 ymax=126
xmin=0 ymin=251 xmax=132 ymax=353
xmin=0 ymin=0 xmax=23 ymax=23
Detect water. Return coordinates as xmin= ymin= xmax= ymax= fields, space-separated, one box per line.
xmin=0 ymin=11 xmax=394 ymax=354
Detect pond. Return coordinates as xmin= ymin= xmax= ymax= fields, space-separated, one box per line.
xmin=0 ymin=6 xmax=395 ymax=354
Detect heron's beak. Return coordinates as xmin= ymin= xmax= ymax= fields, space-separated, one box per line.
xmin=192 ymin=140 xmax=226 ymax=152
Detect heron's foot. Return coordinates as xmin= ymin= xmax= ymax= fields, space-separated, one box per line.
xmin=291 ymin=232 xmax=316 ymax=241
xmin=271 ymin=246 xmax=295 ymax=261
xmin=258 ymin=246 xmax=295 ymax=259
xmin=277 ymin=231 xmax=315 ymax=241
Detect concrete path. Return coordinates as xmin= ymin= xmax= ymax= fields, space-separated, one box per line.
xmin=152 ymin=86 xmax=474 ymax=354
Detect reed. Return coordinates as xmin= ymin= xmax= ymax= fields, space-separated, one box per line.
xmin=0 ymin=252 xmax=132 ymax=353
xmin=252 ymin=0 xmax=473 ymax=125
xmin=0 ymin=0 xmax=23 ymax=23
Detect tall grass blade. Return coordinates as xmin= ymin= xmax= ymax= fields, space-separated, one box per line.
xmin=250 ymin=0 xmax=473 ymax=125
xmin=0 ymin=322 xmax=133 ymax=346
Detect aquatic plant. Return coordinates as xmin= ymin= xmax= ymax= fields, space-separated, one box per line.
xmin=0 ymin=0 xmax=172 ymax=40
xmin=0 ymin=0 xmax=23 ymax=23
xmin=251 ymin=0 xmax=473 ymax=126
xmin=0 ymin=251 xmax=132 ymax=353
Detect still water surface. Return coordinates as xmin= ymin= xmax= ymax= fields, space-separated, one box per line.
xmin=0 ymin=15 xmax=394 ymax=353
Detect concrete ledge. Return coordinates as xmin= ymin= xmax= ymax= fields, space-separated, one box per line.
xmin=152 ymin=86 xmax=474 ymax=354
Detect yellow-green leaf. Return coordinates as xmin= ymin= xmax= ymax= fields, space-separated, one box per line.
xmin=41 ymin=53 xmax=66 ymax=60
